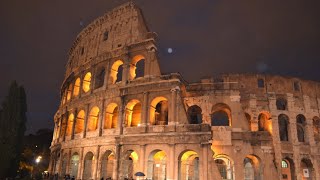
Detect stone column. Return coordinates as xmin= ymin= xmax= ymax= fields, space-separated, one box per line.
xmin=118 ymin=98 xmax=125 ymax=135
xmin=83 ymin=104 xmax=90 ymax=138
xmin=121 ymin=55 xmax=130 ymax=84
xmin=139 ymin=145 xmax=146 ymax=173
xmin=77 ymin=147 xmax=84 ymax=179
xmin=169 ymin=88 xmax=177 ymax=125
xmin=201 ymin=144 xmax=209 ymax=180
xmin=71 ymin=110 xmax=77 ymax=140
xmin=306 ymin=120 xmax=315 ymax=145
xmin=94 ymin=146 xmax=101 ymax=179
xmin=141 ymin=92 xmax=149 ymax=126
xmin=98 ymin=100 xmax=105 ymax=136
xmin=168 ymin=144 xmax=176 ymax=180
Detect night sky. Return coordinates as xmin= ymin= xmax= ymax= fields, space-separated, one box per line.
xmin=1 ymin=0 xmax=320 ymax=134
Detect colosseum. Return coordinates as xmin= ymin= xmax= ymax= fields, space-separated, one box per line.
xmin=49 ymin=2 xmax=320 ymax=180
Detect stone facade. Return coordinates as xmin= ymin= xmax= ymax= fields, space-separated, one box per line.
xmin=49 ymin=2 xmax=320 ymax=180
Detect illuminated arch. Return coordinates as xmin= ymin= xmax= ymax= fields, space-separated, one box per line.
xmin=150 ymin=97 xmax=168 ymax=125
xmin=83 ymin=72 xmax=91 ymax=92
xmin=70 ymin=153 xmax=79 ymax=178
xmin=110 ymin=60 xmax=124 ymax=84
xmin=122 ymin=150 xmax=139 ymax=179
xmin=214 ymin=155 xmax=234 ymax=180
xmin=73 ymin=78 xmax=81 ymax=97
xmin=147 ymin=150 xmax=167 ymax=180
xmin=104 ymin=103 xmax=118 ymax=129
xmin=258 ymin=111 xmax=272 ymax=133
xmin=125 ymin=100 xmax=141 ymax=127
xmin=83 ymin=152 xmax=95 ymax=180
xmin=130 ymin=55 xmax=145 ymax=80
xmin=244 ymin=155 xmax=263 ymax=180
xmin=66 ymin=113 xmax=74 ymax=136
xmin=100 ymin=150 xmax=115 ymax=179
xmin=178 ymin=150 xmax=199 ymax=180
xmin=211 ymin=103 xmax=232 ymax=126
xmin=281 ymin=158 xmax=295 ymax=180
xmin=66 ymin=83 xmax=73 ymax=101
xmin=75 ymin=110 xmax=85 ymax=134
xmin=87 ymin=106 xmax=99 ymax=131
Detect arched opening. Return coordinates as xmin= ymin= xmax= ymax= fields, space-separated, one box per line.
xmin=281 ymin=158 xmax=295 ymax=180
xmin=87 ymin=106 xmax=99 ymax=132
xmin=122 ymin=150 xmax=138 ymax=179
xmin=130 ymin=55 xmax=145 ymax=80
xmin=214 ymin=155 xmax=234 ymax=180
xmin=258 ymin=112 xmax=271 ymax=132
xmin=110 ymin=60 xmax=124 ymax=84
xmin=125 ymin=100 xmax=141 ymax=127
xmin=301 ymin=158 xmax=314 ymax=180
xmin=94 ymin=68 xmax=105 ymax=89
xmin=150 ymin=97 xmax=169 ymax=125
xmin=101 ymin=151 xmax=114 ymax=179
xmin=75 ymin=110 xmax=85 ymax=134
xmin=62 ymin=89 xmax=67 ymax=105
xmin=211 ymin=103 xmax=232 ymax=126
xmin=83 ymin=152 xmax=94 ymax=180
xmin=83 ymin=72 xmax=92 ymax=93
xmin=147 ymin=150 xmax=167 ymax=180
xmin=61 ymin=154 xmax=68 ymax=177
xmin=60 ymin=117 xmax=67 ymax=138
xmin=276 ymin=97 xmax=287 ymax=110
xmin=313 ymin=116 xmax=320 ymax=142
xmin=278 ymin=114 xmax=289 ymax=141
xmin=187 ymin=105 xmax=202 ymax=124
xmin=244 ymin=155 xmax=262 ymax=180
xmin=70 ymin=153 xmax=79 ymax=179
xmin=257 ymin=78 xmax=264 ymax=88
xmin=104 ymin=103 xmax=118 ymax=129
xmin=66 ymin=83 xmax=73 ymax=101
xmin=66 ymin=114 xmax=74 ymax=136
xmin=178 ymin=150 xmax=199 ymax=180
xmin=73 ymin=78 xmax=81 ymax=97
xmin=297 ymin=114 xmax=307 ymax=143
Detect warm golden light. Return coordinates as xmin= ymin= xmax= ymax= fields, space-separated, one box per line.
xmin=125 ymin=100 xmax=141 ymax=127
xmin=67 ymin=83 xmax=73 ymax=101
xmin=66 ymin=114 xmax=74 ymax=136
xmin=73 ymin=78 xmax=81 ymax=96
xmin=149 ymin=96 xmax=168 ymax=125
xmin=88 ymin=106 xmax=99 ymax=131
xmin=83 ymin=72 xmax=91 ymax=92
xmin=110 ymin=60 xmax=124 ymax=84
xmin=129 ymin=55 xmax=145 ymax=80
xmin=104 ymin=103 xmax=118 ymax=129
xmin=75 ymin=110 xmax=85 ymax=134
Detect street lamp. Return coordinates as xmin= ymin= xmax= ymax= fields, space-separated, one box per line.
xmin=35 ymin=156 xmax=42 ymax=164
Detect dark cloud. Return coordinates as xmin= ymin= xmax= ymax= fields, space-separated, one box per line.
xmin=0 ymin=0 xmax=320 ymax=133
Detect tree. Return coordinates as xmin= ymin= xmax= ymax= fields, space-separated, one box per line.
xmin=0 ymin=81 xmax=27 ymax=178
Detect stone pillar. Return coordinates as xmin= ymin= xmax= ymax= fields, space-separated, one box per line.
xmin=78 ymin=147 xmax=84 ymax=179
xmin=169 ymin=88 xmax=177 ymax=125
xmin=94 ymin=146 xmax=101 ymax=179
xmin=306 ymin=120 xmax=315 ymax=145
xmin=141 ymin=92 xmax=149 ymax=126
xmin=139 ymin=145 xmax=146 ymax=173
xmin=118 ymin=98 xmax=125 ymax=135
xmin=113 ymin=145 xmax=120 ymax=180
xmin=104 ymin=61 xmax=110 ymax=90
xmin=201 ymin=144 xmax=209 ymax=180
xmin=122 ymin=59 xmax=130 ymax=84
xmin=168 ymin=144 xmax=176 ymax=180
xmin=83 ymin=104 xmax=90 ymax=138
xmin=293 ymin=153 xmax=301 ymax=180
xmin=98 ymin=100 xmax=105 ymax=136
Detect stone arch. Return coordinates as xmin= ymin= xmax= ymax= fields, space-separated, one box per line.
xmin=83 ymin=152 xmax=95 ymax=180
xmin=94 ymin=67 xmax=106 ymax=89
xmin=70 ymin=152 xmax=80 ymax=179
xmin=313 ymin=116 xmax=320 ymax=142
xmin=75 ymin=110 xmax=85 ymax=134
xmin=130 ymin=55 xmax=145 ymax=80
xmin=110 ymin=60 xmax=124 ymax=84
xmin=83 ymin=72 xmax=92 ymax=93
xmin=100 ymin=150 xmax=115 ymax=179
xmin=281 ymin=158 xmax=295 ymax=180
xmin=87 ymin=106 xmax=99 ymax=132
xmin=178 ymin=150 xmax=200 ymax=180
xmin=66 ymin=113 xmax=74 ymax=136
xmin=211 ymin=103 xmax=232 ymax=126
xmin=258 ymin=112 xmax=271 ymax=132
xmin=147 ymin=149 xmax=167 ymax=180
xmin=245 ymin=112 xmax=252 ymax=131
xmin=104 ymin=103 xmax=118 ymax=129
xmin=187 ymin=105 xmax=202 ymax=124
xmin=244 ymin=155 xmax=263 ymax=180
xmin=60 ymin=116 xmax=67 ymax=138
xmin=60 ymin=153 xmax=68 ymax=177
xmin=300 ymin=158 xmax=314 ymax=180
xmin=296 ymin=114 xmax=307 ymax=142
xmin=150 ymin=97 xmax=169 ymax=125
xmin=66 ymin=83 xmax=73 ymax=101
xmin=276 ymin=97 xmax=287 ymax=110
xmin=278 ymin=114 xmax=289 ymax=141
xmin=125 ymin=99 xmax=142 ymax=127
xmin=214 ymin=154 xmax=234 ymax=180
xmin=122 ymin=150 xmax=139 ymax=179
xmin=73 ymin=78 xmax=81 ymax=97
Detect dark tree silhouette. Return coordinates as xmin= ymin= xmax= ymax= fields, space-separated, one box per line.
xmin=0 ymin=81 xmax=27 ymax=178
